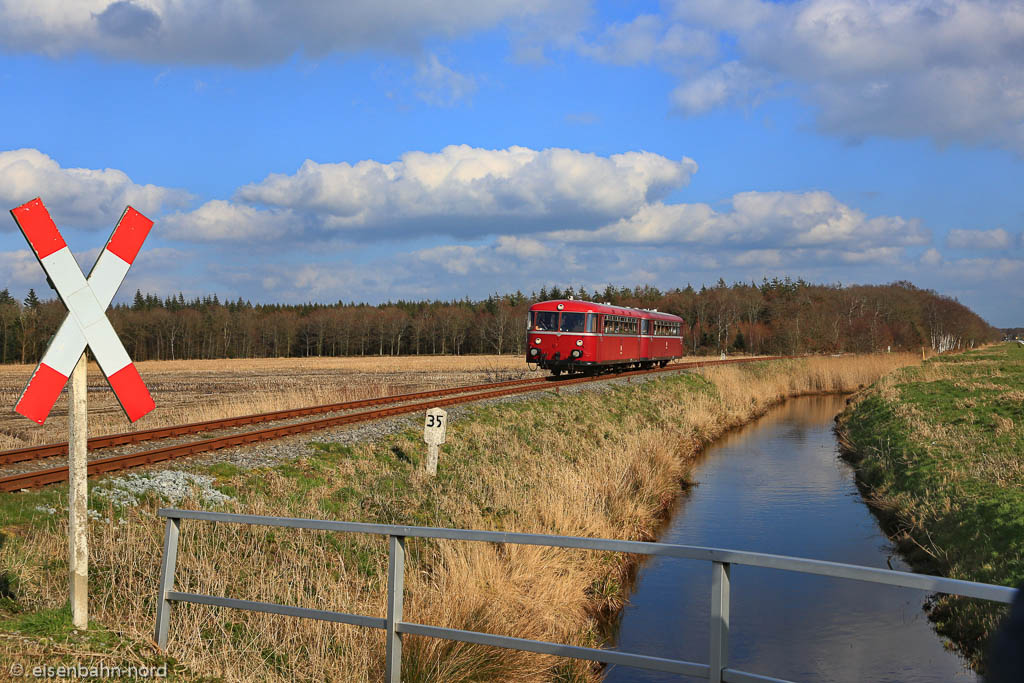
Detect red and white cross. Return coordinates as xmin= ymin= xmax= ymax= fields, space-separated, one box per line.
xmin=11 ymin=198 xmax=156 ymax=424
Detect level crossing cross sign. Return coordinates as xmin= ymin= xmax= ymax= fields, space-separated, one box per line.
xmin=11 ymin=198 xmax=156 ymax=424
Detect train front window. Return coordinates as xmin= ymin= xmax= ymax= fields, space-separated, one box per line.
xmin=586 ymin=314 xmax=597 ymax=333
xmin=532 ymin=311 xmax=559 ymax=331
xmin=559 ymin=312 xmax=585 ymax=332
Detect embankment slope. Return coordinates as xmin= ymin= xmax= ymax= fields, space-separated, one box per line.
xmin=836 ymin=343 xmax=1024 ymax=669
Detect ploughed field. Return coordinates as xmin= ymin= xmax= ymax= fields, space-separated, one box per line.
xmin=0 ymin=355 xmax=555 ymax=451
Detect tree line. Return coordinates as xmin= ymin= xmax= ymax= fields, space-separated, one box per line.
xmin=0 ymin=278 xmax=998 ymax=364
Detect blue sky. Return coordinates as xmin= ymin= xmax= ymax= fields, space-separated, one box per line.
xmin=0 ymin=0 xmax=1021 ymax=325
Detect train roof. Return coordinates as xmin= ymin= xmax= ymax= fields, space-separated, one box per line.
xmin=529 ymin=299 xmax=683 ymax=322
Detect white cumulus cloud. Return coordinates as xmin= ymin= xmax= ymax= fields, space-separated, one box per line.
xmin=159 ymin=145 xmax=698 ymax=242
xmin=0 ymin=0 xmax=586 ymax=66
xmin=576 ymin=14 xmax=717 ymax=65
xmin=0 ymin=148 xmax=192 ymax=230
xmin=545 ymin=190 xmax=928 ymax=250
xmin=585 ymin=0 xmax=1024 ymax=154
xmin=671 ymin=62 xmax=771 ymax=115
xmin=946 ymin=228 xmax=1014 ymax=249
xmin=927 ymin=255 xmax=1024 ymax=281
xmin=0 ymin=249 xmax=45 ymax=290
xmin=414 ymin=54 xmax=478 ymax=106
xmin=920 ymin=247 xmax=943 ymax=266
xmin=415 ymin=245 xmax=503 ymax=276
xmin=161 ymin=200 xmax=294 ymax=242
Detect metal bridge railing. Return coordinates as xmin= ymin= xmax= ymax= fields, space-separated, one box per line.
xmin=154 ymin=508 xmax=1017 ymax=683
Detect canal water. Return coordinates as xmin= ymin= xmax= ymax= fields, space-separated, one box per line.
xmin=606 ymin=394 xmax=975 ymax=682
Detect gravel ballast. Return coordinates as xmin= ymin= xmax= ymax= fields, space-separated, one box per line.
xmin=92 ymin=368 xmax=699 ymax=485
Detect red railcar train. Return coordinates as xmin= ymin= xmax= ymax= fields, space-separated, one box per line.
xmin=526 ymin=299 xmax=684 ymax=375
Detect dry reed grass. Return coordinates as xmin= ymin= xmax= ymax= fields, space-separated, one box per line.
xmin=1 ymin=354 xmax=916 ymax=681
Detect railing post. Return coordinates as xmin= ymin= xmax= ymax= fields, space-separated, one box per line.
xmin=709 ymin=561 xmax=730 ymax=683
xmin=385 ymin=535 xmax=406 ymax=683
xmin=154 ymin=516 xmax=181 ymax=650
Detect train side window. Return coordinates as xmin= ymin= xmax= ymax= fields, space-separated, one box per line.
xmin=587 ymin=314 xmax=598 ymax=333
xmin=641 ymin=320 xmax=649 ymax=335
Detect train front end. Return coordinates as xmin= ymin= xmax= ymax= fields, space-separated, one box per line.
xmin=526 ymin=300 xmax=597 ymax=375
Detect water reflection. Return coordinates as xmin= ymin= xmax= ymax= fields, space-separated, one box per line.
xmin=606 ymin=394 xmax=974 ymax=682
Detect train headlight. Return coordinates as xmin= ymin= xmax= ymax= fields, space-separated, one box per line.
xmin=529 ymin=348 xmax=539 ymax=357
xmin=571 ymin=349 xmax=581 ymax=358
xmin=576 ymin=339 xmax=583 ymax=346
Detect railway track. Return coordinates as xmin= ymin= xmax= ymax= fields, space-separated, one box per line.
xmin=0 ymin=356 xmax=780 ymax=491
xmin=0 ymin=375 xmax=550 ymax=466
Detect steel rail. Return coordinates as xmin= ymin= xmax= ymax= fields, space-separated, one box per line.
xmin=0 ymin=375 xmax=550 ymax=465
xmin=3 ymin=355 xmax=780 ymax=465
xmin=1 ymin=356 xmax=788 ymax=491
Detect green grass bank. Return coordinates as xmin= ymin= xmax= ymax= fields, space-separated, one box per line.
xmin=2 ymin=355 xmax=912 ymax=681
xmin=836 ymin=343 xmax=1024 ymax=670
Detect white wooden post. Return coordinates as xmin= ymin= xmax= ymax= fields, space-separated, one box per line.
xmin=68 ymin=353 xmax=88 ymax=629
xmin=423 ymin=408 xmax=447 ymax=476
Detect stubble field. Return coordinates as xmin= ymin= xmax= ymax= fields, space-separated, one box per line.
xmin=0 ymin=355 xmax=552 ymax=451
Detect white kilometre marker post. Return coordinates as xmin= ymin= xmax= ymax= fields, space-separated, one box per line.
xmin=423 ymin=408 xmax=447 ymax=476
xmin=10 ymin=198 xmax=156 ymax=630
xmin=68 ymin=353 xmax=88 ymax=628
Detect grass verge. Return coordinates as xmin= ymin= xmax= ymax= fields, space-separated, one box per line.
xmin=835 ymin=343 xmax=1023 ymax=670
xmin=2 ymin=354 xmax=914 ymax=681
